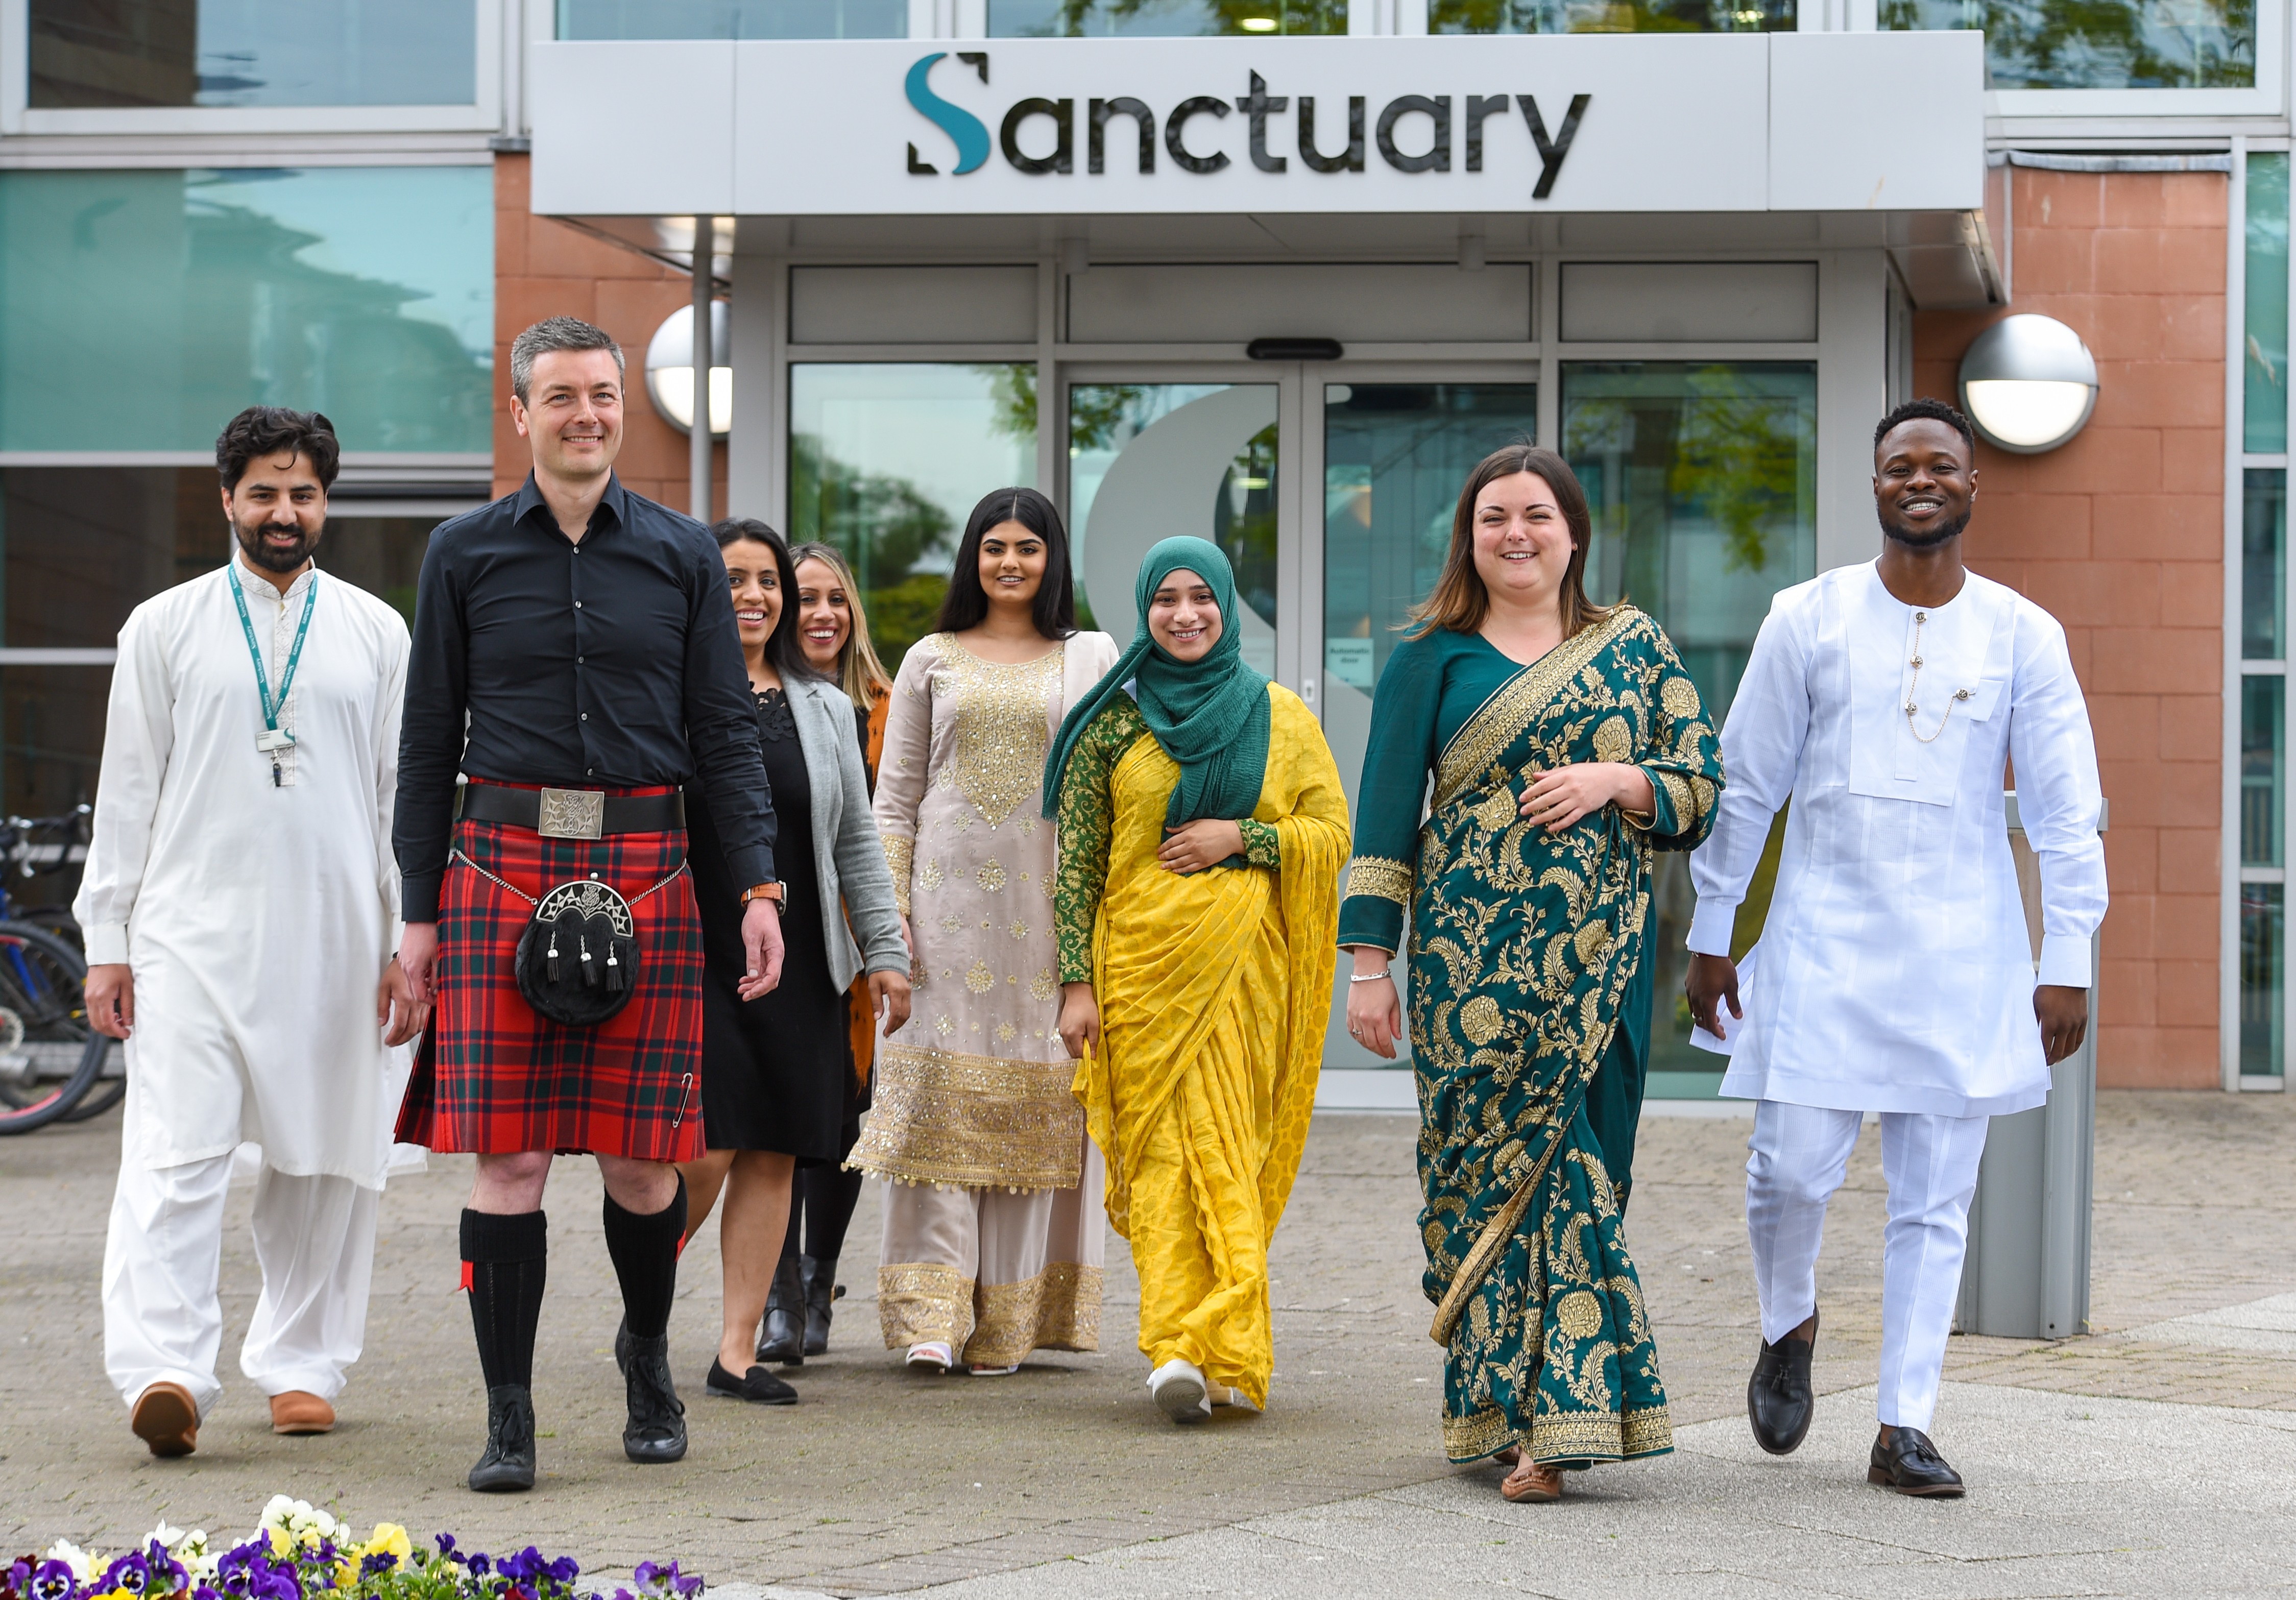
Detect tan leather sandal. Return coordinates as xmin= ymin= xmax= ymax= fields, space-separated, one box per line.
xmin=1501 ymin=1456 xmax=1563 ymax=1503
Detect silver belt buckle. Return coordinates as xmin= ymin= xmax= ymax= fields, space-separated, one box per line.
xmin=536 ymin=787 xmax=605 ymax=840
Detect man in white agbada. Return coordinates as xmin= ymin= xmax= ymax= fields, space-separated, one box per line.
xmin=1685 ymin=399 xmax=2106 ymax=1498
xmin=76 ymin=407 xmax=425 ymax=1459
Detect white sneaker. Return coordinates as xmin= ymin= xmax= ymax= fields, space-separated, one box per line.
xmin=906 ymin=1340 xmax=954 ymax=1373
xmin=1149 ymin=1358 xmax=1211 ymax=1423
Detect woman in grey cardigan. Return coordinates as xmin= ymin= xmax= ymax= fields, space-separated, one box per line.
xmin=681 ymin=519 xmax=911 ymax=1405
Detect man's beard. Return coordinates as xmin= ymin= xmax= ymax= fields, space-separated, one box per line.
xmin=1879 ymin=506 xmax=1970 ymax=550
xmin=235 ymin=517 xmax=317 ymax=574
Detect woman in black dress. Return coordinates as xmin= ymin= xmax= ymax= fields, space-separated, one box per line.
xmin=681 ymin=519 xmax=911 ymax=1404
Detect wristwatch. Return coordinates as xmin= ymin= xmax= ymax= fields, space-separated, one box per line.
xmin=740 ymin=882 xmax=784 ymax=907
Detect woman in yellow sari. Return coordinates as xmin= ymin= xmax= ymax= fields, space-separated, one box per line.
xmin=1046 ymin=537 xmax=1349 ymax=1424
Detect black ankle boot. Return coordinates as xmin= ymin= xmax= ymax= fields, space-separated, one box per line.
xmin=800 ymin=1255 xmax=841 ymax=1357
xmin=758 ymin=1254 xmax=804 ymax=1366
xmin=614 ymin=1323 xmax=687 ymax=1464
xmin=468 ymin=1384 xmax=536 ymax=1492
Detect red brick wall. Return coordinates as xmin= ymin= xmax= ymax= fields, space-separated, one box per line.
xmin=1915 ymin=168 xmax=2227 ymax=1089
xmin=492 ymin=154 xmax=726 ymax=512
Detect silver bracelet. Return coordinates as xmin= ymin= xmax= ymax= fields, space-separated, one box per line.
xmin=1348 ymin=969 xmax=1395 ymax=983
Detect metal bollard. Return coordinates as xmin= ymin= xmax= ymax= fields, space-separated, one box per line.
xmin=1955 ymin=792 xmax=2106 ymax=1341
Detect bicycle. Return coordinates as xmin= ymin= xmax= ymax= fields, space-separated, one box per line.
xmin=0 ymin=808 xmax=119 ymax=1134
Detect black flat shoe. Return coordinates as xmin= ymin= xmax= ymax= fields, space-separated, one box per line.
xmin=1868 ymin=1426 xmax=1966 ymax=1497
xmin=468 ymin=1384 xmax=536 ymax=1493
xmin=800 ymin=1254 xmax=842 ymax=1357
xmin=1747 ymin=1311 xmax=1817 ymax=1456
xmin=757 ymin=1255 xmax=804 ymax=1367
xmin=614 ymin=1325 xmax=688 ymax=1463
xmin=706 ymin=1357 xmax=799 ymax=1404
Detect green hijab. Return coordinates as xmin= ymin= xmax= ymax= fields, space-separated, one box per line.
xmin=1042 ymin=536 xmax=1272 ymax=830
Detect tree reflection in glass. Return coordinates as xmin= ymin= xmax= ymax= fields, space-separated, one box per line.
xmin=1881 ymin=0 xmax=2254 ymax=89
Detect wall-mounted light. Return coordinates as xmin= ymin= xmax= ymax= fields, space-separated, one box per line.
xmin=1957 ymin=313 xmax=2099 ymax=455
xmin=645 ymin=301 xmax=731 ymax=439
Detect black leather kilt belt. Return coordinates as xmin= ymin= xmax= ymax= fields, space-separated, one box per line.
xmin=457 ymin=781 xmax=687 ymax=839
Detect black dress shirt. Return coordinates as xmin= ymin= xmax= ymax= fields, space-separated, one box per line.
xmin=395 ymin=473 xmax=777 ymax=922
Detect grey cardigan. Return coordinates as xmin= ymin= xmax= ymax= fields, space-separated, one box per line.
xmin=783 ymin=674 xmax=908 ymax=992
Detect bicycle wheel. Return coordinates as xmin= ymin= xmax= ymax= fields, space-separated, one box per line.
xmin=0 ymin=921 xmax=103 ymax=1134
xmin=59 ymin=1037 xmax=126 ymax=1121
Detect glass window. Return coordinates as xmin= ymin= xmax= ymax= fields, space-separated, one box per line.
xmin=2248 ymin=153 xmax=2289 ymax=454
xmin=1320 ymin=382 xmax=1540 ymax=696
xmin=1564 ymin=360 xmax=1817 ymax=1076
xmin=31 ymin=0 xmax=476 ymax=109
xmin=2242 ymin=882 xmax=2284 ymax=1076
xmin=0 ymin=467 xmax=454 ymax=814
xmin=558 ymin=0 xmax=908 ymax=37
xmin=0 ymin=168 xmax=492 ymax=456
xmin=1432 ymin=0 xmax=1792 ymax=32
xmin=788 ymin=363 xmax=1037 ymax=672
xmin=2243 ymin=673 xmax=2285 ymax=868
xmin=1880 ymin=0 xmax=2255 ymax=89
xmin=2245 ymin=468 xmax=2285 ymax=660
xmin=990 ymin=0 xmax=1346 ymax=34
xmin=1068 ymin=383 xmax=1278 ymax=672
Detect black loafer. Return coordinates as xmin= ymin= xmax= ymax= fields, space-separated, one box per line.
xmin=468 ymin=1384 xmax=536 ymax=1493
xmin=1868 ymin=1426 xmax=1966 ymax=1497
xmin=706 ymin=1357 xmax=799 ymax=1404
xmin=1747 ymin=1311 xmax=1817 ymax=1456
xmin=614 ymin=1324 xmax=688 ymax=1463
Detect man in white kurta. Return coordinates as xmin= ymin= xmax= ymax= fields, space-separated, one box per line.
xmin=76 ymin=407 xmax=420 ymax=1459
xmin=1686 ymin=399 xmax=2106 ymax=1497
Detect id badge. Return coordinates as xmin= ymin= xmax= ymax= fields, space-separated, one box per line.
xmin=256 ymin=728 xmax=296 ymax=753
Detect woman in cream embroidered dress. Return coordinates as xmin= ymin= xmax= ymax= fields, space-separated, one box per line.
xmin=852 ymin=487 xmax=1121 ymax=1374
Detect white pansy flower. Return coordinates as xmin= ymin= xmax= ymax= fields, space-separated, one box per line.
xmin=42 ymin=1543 xmax=90 ymax=1582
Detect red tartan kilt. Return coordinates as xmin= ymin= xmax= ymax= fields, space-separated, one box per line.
xmin=395 ymin=798 xmax=706 ymax=1162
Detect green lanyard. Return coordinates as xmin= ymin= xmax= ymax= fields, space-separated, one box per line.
xmin=230 ymin=569 xmax=317 ymax=785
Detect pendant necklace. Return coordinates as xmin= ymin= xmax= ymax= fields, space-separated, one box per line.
xmin=1902 ymin=610 xmax=1972 ymax=744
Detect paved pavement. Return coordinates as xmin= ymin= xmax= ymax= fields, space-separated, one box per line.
xmin=2 ymin=1090 xmax=2290 ymax=1597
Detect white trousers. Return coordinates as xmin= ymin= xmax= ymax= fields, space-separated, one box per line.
xmin=102 ymin=1147 xmax=378 ymax=1418
xmin=1745 ymin=1101 xmax=1990 ymax=1433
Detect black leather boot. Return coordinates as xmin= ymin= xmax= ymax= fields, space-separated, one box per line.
xmin=614 ymin=1322 xmax=687 ymax=1464
xmin=1746 ymin=1310 xmax=1817 ymax=1456
xmin=468 ymin=1384 xmax=536 ymax=1492
xmin=1868 ymin=1426 xmax=1966 ymax=1496
xmin=757 ymin=1254 xmax=804 ymax=1366
xmin=800 ymin=1255 xmax=842 ymax=1357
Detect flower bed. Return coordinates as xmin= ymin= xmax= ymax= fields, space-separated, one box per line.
xmin=3 ymin=1500 xmax=702 ymax=1600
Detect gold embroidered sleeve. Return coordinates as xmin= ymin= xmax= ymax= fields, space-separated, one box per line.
xmin=1054 ymin=697 xmax=1147 ymax=985
xmin=1627 ymin=641 xmax=1725 ymax=851
xmin=1343 ymin=855 xmax=1414 ymax=908
xmin=1239 ymin=817 xmax=1280 ymax=868
xmin=882 ymin=834 xmax=915 ymax=917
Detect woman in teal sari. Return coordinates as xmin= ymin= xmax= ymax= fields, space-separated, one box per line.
xmin=1341 ymin=444 xmax=1724 ymax=1502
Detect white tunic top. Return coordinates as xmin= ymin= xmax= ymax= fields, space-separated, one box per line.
xmin=1686 ymin=562 xmax=2107 ymax=1118
xmin=75 ymin=559 xmax=410 ymax=1182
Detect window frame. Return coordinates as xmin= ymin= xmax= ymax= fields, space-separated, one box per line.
xmin=0 ymin=0 xmax=505 ymax=135
xmin=1979 ymin=0 xmax=2283 ymax=115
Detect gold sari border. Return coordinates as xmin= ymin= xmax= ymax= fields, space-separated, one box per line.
xmin=1428 ymin=1121 xmax=1567 ymax=1346
xmin=1442 ymin=1406 xmax=1521 ymax=1463
xmin=964 ymin=1262 xmax=1104 ymax=1365
xmin=1343 ymin=855 xmax=1414 ymax=908
xmin=1434 ymin=607 xmax=1644 ymax=812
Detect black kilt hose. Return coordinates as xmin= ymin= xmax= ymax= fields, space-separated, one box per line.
xmin=396 ymin=787 xmax=707 ymax=1163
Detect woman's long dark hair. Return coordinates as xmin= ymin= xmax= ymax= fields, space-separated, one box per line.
xmin=713 ymin=518 xmax=827 ymax=685
xmin=932 ymin=486 xmax=1078 ymax=641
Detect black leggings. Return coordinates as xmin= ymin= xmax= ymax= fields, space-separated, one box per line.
xmin=780 ymin=1163 xmax=863 ymax=1264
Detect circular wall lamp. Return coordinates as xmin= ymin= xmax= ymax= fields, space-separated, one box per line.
xmin=1957 ymin=313 xmax=2098 ymax=454
xmin=645 ymin=301 xmax=731 ymax=439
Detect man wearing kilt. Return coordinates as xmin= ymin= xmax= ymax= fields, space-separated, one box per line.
xmin=395 ymin=317 xmax=786 ymax=1493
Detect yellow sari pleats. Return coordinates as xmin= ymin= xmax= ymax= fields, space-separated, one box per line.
xmin=1074 ymin=689 xmax=1348 ymax=1407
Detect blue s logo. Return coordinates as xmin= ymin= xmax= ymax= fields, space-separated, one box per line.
xmin=905 ymin=53 xmax=989 ymax=176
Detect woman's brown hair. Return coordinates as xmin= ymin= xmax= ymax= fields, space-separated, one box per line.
xmin=788 ymin=541 xmax=894 ymax=709
xmin=1407 ymin=443 xmax=1612 ymax=640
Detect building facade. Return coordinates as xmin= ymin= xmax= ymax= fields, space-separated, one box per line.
xmin=4 ymin=0 xmax=2287 ymax=1094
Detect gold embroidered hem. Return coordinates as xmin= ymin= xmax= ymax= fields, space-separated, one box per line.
xmin=877 ymin=1262 xmax=973 ymax=1348
xmin=1621 ymin=1403 xmax=1674 ymax=1459
xmin=1443 ymin=1405 xmax=1522 ymax=1463
xmin=849 ymin=1040 xmax=1085 ymax=1189
xmin=1343 ymin=854 xmax=1414 ymax=908
xmin=963 ymin=1262 xmax=1104 ymax=1366
xmin=1433 ymin=606 xmax=1640 ymax=810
